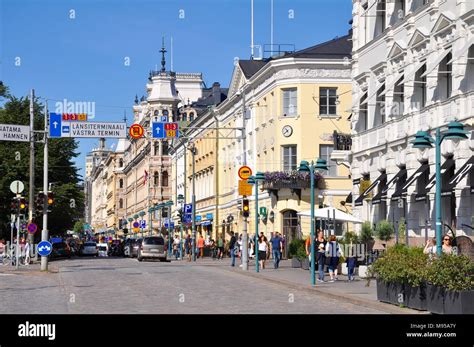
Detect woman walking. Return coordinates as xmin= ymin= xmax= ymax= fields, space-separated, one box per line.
xmin=257 ymin=235 xmax=268 ymax=269
xmin=217 ymin=234 xmax=225 ymax=260
xmin=325 ymin=235 xmax=343 ymax=282
xmin=315 ymin=230 xmax=327 ymax=283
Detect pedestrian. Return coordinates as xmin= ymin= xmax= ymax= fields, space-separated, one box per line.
xmin=442 ymin=235 xmax=453 ymax=255
xmin=257 ymin=235 xmax=268 ymax=269
xmin=197 ymin=233 xmax=205 ymax=258
xmin=423 ymin=238 xmax=437 ymax=259
xmin=229 ymin=232 xmax=237 ymax=267
xmin=346 ymin=242 xmax=357 ymax=282
xmin=0 ymin=239 xmax=5 ymax=256
xmin=184 ymin=234 xmax=192 ymax=262
xmin=217 ymin=234 xmax=225 ymax=260
xmin=269 ymin=232 xmax=283 ymax=269
xmin=315 ymin=230 xmax=327 ymax=283
xmin=248 ymin=236 xmax=254 ymax=260
xmin=325 ymin=235 xmax=343 ymax=282
xmin=173 ymin=234 xmax=181 ymax=260
xmin=24 ymin=241 xmax=30 ymax=265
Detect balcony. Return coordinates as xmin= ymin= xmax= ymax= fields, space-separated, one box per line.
xmin=330 ymin=131 xmax=352 ymax=167
xmin=261 ymin=171 xmax=323 ymax=199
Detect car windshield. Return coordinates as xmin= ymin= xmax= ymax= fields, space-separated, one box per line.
xmin=98 ymin=246 xmax=107 ymax=251
xmin=53 ymin=242 xmax=67 ymax=249
xmin=84 ymin=242 xmax=96 ymax=247
xmin=144 ymin=237 xmax=164 ymax=245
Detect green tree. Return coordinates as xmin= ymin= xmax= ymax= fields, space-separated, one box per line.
xmin=376 ymin=220 xmax=395 ymax=242
xmin=360 ymin=222 xmax=373 ymax=243
xmin=0 ymin=86 xmax=84 ymax=241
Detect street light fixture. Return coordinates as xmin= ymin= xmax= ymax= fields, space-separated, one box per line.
xmin=148 ymin=206 xmax=155 ymax=236
xmin=247 ymin=171 xmax=265 ymax=273
xmin=164 ymin=200 xmax=174 ymax=257
xmin=411 ymin=121 xmax=468 ymax=256
xmin=156 ymin=203 xmax=164 ymax=236
xmin=298 ymin=158 xmax=328 ymax=287
xmin=177 ymin=194 xmax=185 ymax=260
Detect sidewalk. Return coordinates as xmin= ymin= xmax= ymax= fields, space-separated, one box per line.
xmin=223 ymin=258 xmax=425 ymax=314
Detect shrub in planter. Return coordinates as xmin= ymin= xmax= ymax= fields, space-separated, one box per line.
xmin=375 ymin=220 xmax=394 ymax=242
xmin=289 ymin=239 xmax=305 ymax=268
xmin=426 ymin=254 xmax=474 ymax=314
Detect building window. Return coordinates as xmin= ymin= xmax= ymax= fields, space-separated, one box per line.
xmin=391 ymin=0 xmax=405 ymax=26
xmin=162 ymin=141 xmax=169 ymax=155
xmin=119 ymin=179 xmax=123 ymax=188
xmin=282 ymin=145 xmax=297 ymax=171
xmin=282 ymin=88 xmax=297 ymax=117
xmin=161 ymin=171 xmax=169 ymax=187
xmin=357 ymin=92 xmax=368 ymax=132
xmin=414 ymin=64 xmax=427 ymax=110
xmin=154 ymin=141 xmax=160 ymax=156
xmin=374 ymin=84 xmax=386 ymax=126
xmin=411 ymin=0 xmax=428 ymax=12
xmin=362 ymin=3 xmax=369 ymax=45
xmin=282 ymin=210 xmax=299 ymax=256
xmin=461 ymin=45 xmax=474 ymax=93
xmin=182 ymin=112 xmax=187 ymax=121
xmin=154 ymin=171 xmax=159 ymax=186
xmin=438 ymin=52 xmax=452 ymax=101
xmin=319 ymin=88 xmax=338 ymax=115
xmin=320 ymin=145 xmax=337 ymax=177
xmin=392 ymin=76 xmax=404 ymax=117
xmin=189 ymin=112 xmax=194 ymax=122
xmin=119 ymin=199 xmax=123 ymax=209
xmin=374 ymin=0 xmax=386 ymax=38
xmin=119 ymin=159 xmax=123 ymax=167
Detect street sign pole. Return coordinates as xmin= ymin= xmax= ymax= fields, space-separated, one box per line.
xmin=16 ymin=199 xmax=20 ymax=269
xmin=28 ymin=89 xmax=35 ymax=245
xmin=191 ymin=145 xmax=196 ymax=262
xmin=41 ymin=103 xmax=49 ymax=272
xmin=241 ymin=92 xmax=248 ymax=271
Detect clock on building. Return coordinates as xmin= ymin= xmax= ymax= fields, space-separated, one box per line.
xmin=282 ymin=125 xmax=293 ymax=137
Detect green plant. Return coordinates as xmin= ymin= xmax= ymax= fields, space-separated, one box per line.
xmin=296 ymin=246 xmax=308 ymax=261
xmin=360 ymin=222 xmax=373 ymax=243
xmin=376 ymin=220 xmax=394 ymax=242
xmin=288 ymin=238 xmax=305 ymax=259
xmin=426 ymin=254 xmax=474 ymax=291
xmin=342 ymin=231 xmax=359 ymax=244
xmin=398 ymin=217 xmax=406 ymax=243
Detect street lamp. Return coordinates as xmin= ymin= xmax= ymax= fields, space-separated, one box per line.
xmin=411 ymin=121 xmax=468 ymax=256
xmin=148 ymin=206 xmax=155 ymax=236
xmin=138 ymin=211 xmax=146 ymax=238
xmin=156 ymin=203 xmax=164 ymax=235
xmin=177 ymin=193 xmax=185 ymax=260
xmin=163 ymin=200 xmax=174 ymax=258
xmin=127 ymin=217 xmax=134 ymax=238
xmin=298 ymin=158 xmax=328 ymax=286
xmin=247 ymin=172 xmax=265 ymax=273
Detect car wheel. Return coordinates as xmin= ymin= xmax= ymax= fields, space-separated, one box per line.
xmin=159 ymin=258 xmax=167 ymax=262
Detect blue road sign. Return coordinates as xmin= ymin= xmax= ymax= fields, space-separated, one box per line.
xmin=160 ymin=116 xmax=168 ymax=122
xmin=139 ymin=220 xmax=146 ymax=228
xmin=132 ymin=221 xmax=139 ymax=228
xmin=183 ymin=214 xmax=192 ymax=223
xmin=195 ymin=215 xmax=202 ymax=222
xmin=164 ymin=221 xmax=175 ymax=228
xmin=37 ymin=241 xmax=53 ymax=257
xmin=152 ymin=122 xmax=165 ymax=139
xmin=49 ymin=113 xmax=62 ymax=138
xmin=184 ymin=204 xmax=193 ymax=214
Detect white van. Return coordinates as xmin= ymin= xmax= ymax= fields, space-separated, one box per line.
xmin=97 ymin=243 xmax=108 ymax=257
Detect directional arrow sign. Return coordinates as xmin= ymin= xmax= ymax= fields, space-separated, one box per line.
xmin=0 ymin=123 xmax=30 ymax=142
xmin=37 ymin=241 xmax=53 ymax=257
xmin=49 ymin=113 xmax=62 ymax=138
xmin=152 ymin=122 xmax=165 ymax=139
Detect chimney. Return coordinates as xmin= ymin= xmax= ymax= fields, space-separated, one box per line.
xmin=99 ymin=138 xmax=105 ymax=150
xmin=212 ymin=82 xmax=221 ymax=104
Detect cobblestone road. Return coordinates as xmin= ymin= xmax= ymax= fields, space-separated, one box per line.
xmin=0 ymin=257 xmax=387 ymax=314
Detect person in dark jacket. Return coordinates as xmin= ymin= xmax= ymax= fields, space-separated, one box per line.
xmin=314 ymin=230 xmax=327 ymax=283
xmin=229 ymin=232 xmax=237 ymax=267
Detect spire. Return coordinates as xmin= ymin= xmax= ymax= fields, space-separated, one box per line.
xmin=160 ymin=36 xmax=167 ymax=72
xmin=123 ymin=110 xmax=127 ymax=123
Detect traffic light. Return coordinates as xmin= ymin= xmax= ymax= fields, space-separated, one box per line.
xmin=242 ymin=198 xmax=250 ymax=218
xmin=10 ymin=198 xmax=18 ymax=213
xmin=123 ymin=228 xmax=128 ymax=235
xmin=47 ymin=191 xmax=54 ymax=212
xmin=35 ymin=192 xmax=45 ymax=214
xmin=19 ymin=197 xmax=27 ymax=212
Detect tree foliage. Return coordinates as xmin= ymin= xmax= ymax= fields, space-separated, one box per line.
xmin=0 ymin=86 xmax=84 ymax=241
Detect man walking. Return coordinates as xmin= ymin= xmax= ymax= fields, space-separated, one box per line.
xmin=229 ymin=231 xmax=237 ymax=267
xmin=270 ymin=232 xmax=283 ymax=269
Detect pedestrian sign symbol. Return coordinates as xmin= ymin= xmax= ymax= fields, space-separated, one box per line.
xmin=37 ymin=241 xmax=53 ymax=257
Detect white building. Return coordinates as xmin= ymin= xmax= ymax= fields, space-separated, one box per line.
xmin=350 ymin=0 xmax=474 ymax=240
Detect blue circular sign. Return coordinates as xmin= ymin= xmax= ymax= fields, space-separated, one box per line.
xmin=133 ymin=222 xmax=139 ymax=228
xmin=37 ymin=241 xmax=53 ymax=257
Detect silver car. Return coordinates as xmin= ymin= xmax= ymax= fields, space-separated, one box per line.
xmin=137 ymin=236 xmax=167 ymax=262
xmin=81 ymin=241 xmax=98 ymax=256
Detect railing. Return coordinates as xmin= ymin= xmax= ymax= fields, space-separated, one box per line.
xmin=333 ymin=131 xmax=352 ymax=151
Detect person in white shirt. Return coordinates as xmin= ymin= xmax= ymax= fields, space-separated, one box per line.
xmin=23 ymin=241 xmax=30 ymax=265
xmin=173 ymin=235 xmax=181 ymax=260
xmin=423 ymin=238 xmax=437 ymax=259
xmin=258 ymin=235 xmax=268 ymax=269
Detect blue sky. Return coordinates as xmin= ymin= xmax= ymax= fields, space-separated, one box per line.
xmin=1 ymin=0 xmax=352 ymax=180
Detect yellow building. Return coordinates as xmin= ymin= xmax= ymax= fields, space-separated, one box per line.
xmin=213 ymin=34 xmax=353 ymax=250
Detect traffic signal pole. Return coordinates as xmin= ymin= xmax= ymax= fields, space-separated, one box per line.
xmin=28 ymin=89 xmax=35 ymax=245
xmin=41 ymin=103 xmax=49 ymax=272
xmin=241 ymin=92 xmax=248 ymax=271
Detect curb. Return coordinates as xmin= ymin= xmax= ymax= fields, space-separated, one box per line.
xmin=222 ymin=267 xmax=425 ymax=314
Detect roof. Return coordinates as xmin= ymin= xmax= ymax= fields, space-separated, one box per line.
xmin=238 ymin=60 xmax=268 ymax=79
xmin=286 ymin=34 xmax=352 ymax=59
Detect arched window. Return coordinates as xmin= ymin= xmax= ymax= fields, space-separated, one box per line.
xmin=177 ymin=114 xmax=181 ymax=121
xmin=154 ymin=171 xmax=159 ymax=186
xmin=154 ymin=141 xmax=160 ymax=156
xmin=119 ymin=199 xmax=123 ymax=209
xmin=282 ymin=210 xmax=298 ymax=257
xmin=162 ymin=141 xmax=169 ymax=155
xmin=182 ymin=112 xmax=187 ymax=121
xmin=161 ymin=171 xmax=169 ymax=187
xmin=189 ymin=112 xmax=194 ymax=122
xmin=119 ymin=179 xmax=124 ymax=188
xmin=119 ymin=159 xmax=123 ymax=167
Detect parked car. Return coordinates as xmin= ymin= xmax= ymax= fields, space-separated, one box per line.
xmin=123 ymin=238 xmax=141 ymax=258
xmin=50 ymin=242 xmax=71 ymax=259
xmin=137 ymin=236 xmax=167 ymax=262
xmin=80 ymin=241 xmax=98 ymax=256
xmin=97 ymin=243 xmax=108 ymax=257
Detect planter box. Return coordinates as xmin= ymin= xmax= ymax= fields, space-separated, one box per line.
xmin=387 ymin=282 xmax=406 ymax=306
xmin=301 ymin=258 xmax=310 ymax=270
xmin=376 ymin=280 xmax=389 ymax=303
xmin=291 ymin=257 xmax=302 ymax=268
xmin=426 ymin=283 xmax=445 ymax=314
xmin=358 ymin=265 xmax=369 ymax=278
xmin=405 ymin=284 xmax=427 ymax=311
xmin=341 ymin=263 xmax=348 ymax=275
xmin=444 ymin=290 xmax=474 ymax=314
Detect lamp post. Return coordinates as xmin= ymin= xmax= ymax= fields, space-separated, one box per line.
xmin=411 ymin=122 xmax=468 ymax=256
xmin=178 ymin=194 xmax=184 ymax=260
xmin=156 ymin=203 xmax=164 ymax=236
xmin=148 ymin=206 xmax=155 ymax=237
xmin=138 ymin=211 xmax=146 ymax=238
xmin=164 ymin=200 xmax=174 ymax=258
xmin=247 ymin=172 xmax=265 ymax=273
xmin=298 ymin=158 xmax=328 ymax=287
xmin=127 ymin=217 xmax=134 ymax=239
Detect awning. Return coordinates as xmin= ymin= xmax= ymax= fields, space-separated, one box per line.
xmin=396 ymin=60 xmax=426 ymax=85
xmin=391 ymin=163 xmax=430 ymax=201
xmin=415 ymin=159 xmax=455 ymax=202
xmin=354 ymin=172 xmax=387 ymax=207
xmin=298 ymin=207 xmax=363 ymax=224
xmin=201 ymin=221 xmax=212 ymax=227
xmin=345 ymin=192 xmax=353 ymax=204
xmin=448 ymin=36 xmax=474 ymax=64
xmin=372 ymin=168 xmax=407 ymax=204
xmin=446 ymin=156 xmax=474 ymax=192
xmin=420 ymin=49 xmax=451 ymax=78
xmin=379 ymin=72 xmax=403 ymax=97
